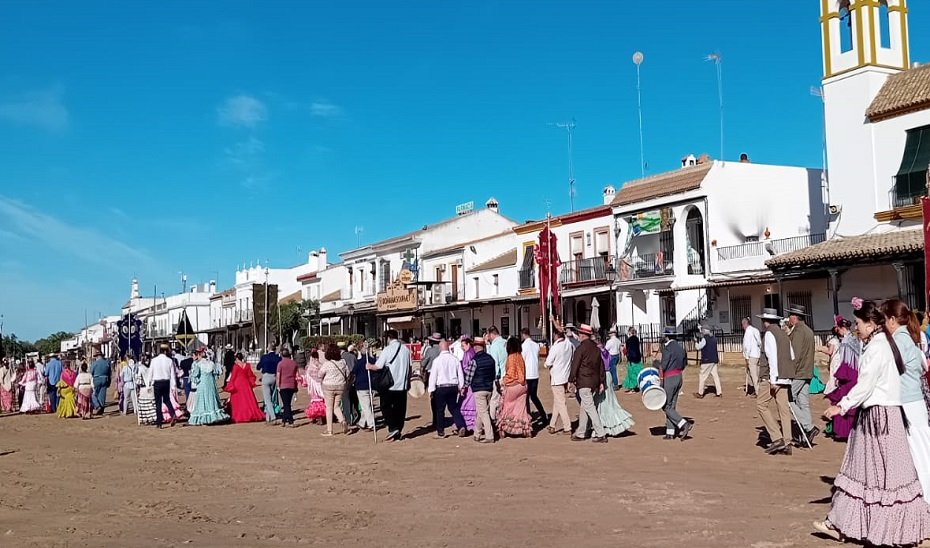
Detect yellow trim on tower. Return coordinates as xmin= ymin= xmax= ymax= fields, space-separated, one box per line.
xmin=822 ymin=0 xmax=833 ymax=78
xmin=868 ymin=1 xmax=877 ymax=64
xmin=897 ymin=1 xmax=910 ymax=68
xmin=855 ymin=2 xmax=866 ymax=66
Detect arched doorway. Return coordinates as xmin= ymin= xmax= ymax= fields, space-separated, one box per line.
xmin=684 ymin=207 xmax=706 ymax=275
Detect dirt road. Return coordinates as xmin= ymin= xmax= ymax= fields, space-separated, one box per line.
xmin=0 ymin=365 xmax=844 ymax=547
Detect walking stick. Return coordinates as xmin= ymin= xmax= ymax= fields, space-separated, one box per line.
xmin=788 ymin=404 xmax=813 ymax=449
xmin=367 ymin=368 xmax=377 ymax=444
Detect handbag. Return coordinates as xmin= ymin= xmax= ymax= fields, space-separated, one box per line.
xmin=371 ymin=346 xmax=400 ymax=392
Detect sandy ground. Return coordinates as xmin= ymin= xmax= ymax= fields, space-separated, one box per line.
xmin=0 ymin=364 xmax=846 ymax=548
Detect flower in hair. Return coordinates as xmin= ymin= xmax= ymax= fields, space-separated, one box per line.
xmin=851 ymin=297 xmax=863 ymax=311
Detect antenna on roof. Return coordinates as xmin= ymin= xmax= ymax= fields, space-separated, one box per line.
xmin=633 ymin=51 xmax=646 ymax=179
xmin=548 ymin=118 xmax=577 ymax=212
xmin=706 ymin=52 xmax=724 ymax=161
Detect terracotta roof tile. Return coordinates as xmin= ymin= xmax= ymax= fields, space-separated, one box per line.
xmin=320 ymin=289 xmax=342 ymax=303
xmin=611 ymin=163 xmax=713 ymax=207
xmin=470 ymin=248 xmax=518 ymax=273
xmin=766 ymin=229 xmax=923 ymax=270
xmin=866 ymin=64 xmax=930 ymax=122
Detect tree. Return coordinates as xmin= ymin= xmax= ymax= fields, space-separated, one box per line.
xmin=276 ymin=299 xmax=319 ymax=347
xmin=34 ymin=331 xmax=74 ymax=357
xmin=1 ymin=333 xmax=37 ymax=360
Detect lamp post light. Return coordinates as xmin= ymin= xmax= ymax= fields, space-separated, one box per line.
xmin=605 ymin=260 xmax=619 ymax=332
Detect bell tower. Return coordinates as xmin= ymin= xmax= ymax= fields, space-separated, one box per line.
xmin=821 ymin=0 xmax=910 ymax=80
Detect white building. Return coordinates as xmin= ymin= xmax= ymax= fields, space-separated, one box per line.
xmin=611 ymin=155 xmax=828 ymax=334
xmin=122 ymin=278 xmax=215 ymax=349
xmin=767 ymin=0 xmax=928 ymax=319
xmin=59 ymin=315 xmax=121 ymax=357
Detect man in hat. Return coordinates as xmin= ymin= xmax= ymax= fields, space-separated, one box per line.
xmin=420 ymin=332 xmax=443 ymax=388
xmin=568 ymin=324 xmax=607 ymax=442
xmin=90 ymin=351 xmax=111 ymax=415
xmin=694 ymin=327 xmax=722 ymax=398
xmin=222 ymin=344 xmax=235 ymax=389
xmin=651 ymin=327 xmax=694 ymax=441
xmin=604 ymin=328 xmax=622 ymax=389
xmin=787 ymin=304 xmax=819 ymax=444
xmin=367 ymin=329 xmax=411 ymax=442
xmin=756 ymin=308 xmax=794 ymax=455
xmin=463 ymin=336 xmax=497 ymax=443
xmin=563 ymin=323 xmax=581 ymax=350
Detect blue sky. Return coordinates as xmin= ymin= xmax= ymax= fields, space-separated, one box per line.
xmin=1 ymin=2 xmax=927 ymax=340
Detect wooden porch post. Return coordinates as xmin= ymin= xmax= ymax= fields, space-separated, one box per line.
xmin=829 ymin=269 xmax=840 ymax=316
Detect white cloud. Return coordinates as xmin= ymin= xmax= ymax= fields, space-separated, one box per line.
xmin=224 ymin=136 xmax=265 ymax=165
xmin=217 ymin=94 xmax=267 ymax=128
xmin=0 ymin=86 xmax=69 ymax=132
xmin=0 ymin=195 xmax=160 ymax=271
xmin=310 ymin=101 xmax=343 ymax=118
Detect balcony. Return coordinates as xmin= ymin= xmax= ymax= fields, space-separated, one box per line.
xmin=618 ymin=252 xmax=674 ymax=281
xmin=887 ymin=173 xmax=929 ymax=209
xmin=560 ymin=257 xmax=616 ymax=285
xmin=716 ymin=233 xmax=827 ymax=261
xmin=519 ymin=267 xmax=536 ymax=290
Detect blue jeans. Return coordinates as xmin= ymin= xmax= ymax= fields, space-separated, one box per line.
xmin=47 ymin=382 xmax=59 ymax=412
xmin=183 ymin=377 xmax=191 ymax=399
xmin=261 ymin=373 xmax=277 ymax=422
xmin=92 ymin=377 xmax=108 ymax=412
xmin=608 ymin=355 xmax=620 ymax=388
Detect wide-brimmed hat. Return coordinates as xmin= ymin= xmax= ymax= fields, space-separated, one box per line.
xmin=472 ymin=336 xmax=487 ymax=347
xmin=577 ymin=324 xmax=594 ymax=336
xmin=756 ymin=308 xmax=783 ymax=321
xmin=428 ymin=332 xmax=442 ymax=342
xmin=786 ymin=304 xmax=807 ymax=317
xmin=224 ymin=344 xmax=233 ymax=349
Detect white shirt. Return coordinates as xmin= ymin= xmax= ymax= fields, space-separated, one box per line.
xmin=521 ymin=338 xmax=541 ymax=380
xmin=150 ymin=354 xmax=176 ymax=381
xmin=763 ymin=331 xmax=792 ymax=386
xmin=839 ymin=334 xmax=902 ymax=414
xmin=544 ymin=338 xmax=574 ymax=386
xmin=605 ymin=336 xmax=622 ymax=357
xmin=373 ymin=339 xmax=411 ymax=391
xmin=427 ymin=351 xmax=464 ymax=393
xmin=743 ymin=326 xmax=762 ymax=359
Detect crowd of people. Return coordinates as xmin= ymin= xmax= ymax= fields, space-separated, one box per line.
xmin=3 ymin=298 xmax=930 ymax=546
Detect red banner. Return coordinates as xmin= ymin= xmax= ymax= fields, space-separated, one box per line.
xmin=535 ymin=226 xmax=562 ymax=322
xmin=922 ymin=197 xmax=930 ymax=313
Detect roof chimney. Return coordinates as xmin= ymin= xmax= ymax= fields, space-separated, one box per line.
xmin=130 ymin=278 xmax=139 ymax=299
xmin=308 ymin=251 xmax=319 ymax=272
xmin=739 ymin=152 xmax=750 ymax=163
xmin=696 ymin=153 xmax=711 ymax=165
xmin=319 ymin=248 xmax=328 ymax=270
xmin=681 ymin=154 xmax=697 ymax=168
xmin=485 ymin=197 xmax=499 ymax=213
xmin=602 ymin=185 xmax=616 ymax=205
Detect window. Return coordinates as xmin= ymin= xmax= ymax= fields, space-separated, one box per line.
xmin=786 ymin=291 xmax=814 ymax=328
xmin=763 ymin=293 xmax=781 ymax=315
xmin=473 ymin=277 xmax=479 ymax=299
xmin=879 ymin=1 xmax=891 ymax=49
xmin=570 ymin=232 xmax=583 ymax=262
xmin=493 ymin=274 xmax=499 ymax=295
xmin=519 ymin=243 xmax=536 ymax=289
xmin=435 ymin=266 xmax=443 ymax=282
xmin=594 ymin=228 xmax=610 ymax=257
xmin=840 ymin=7 xmax=853 ymax=53
xmin=730 ymin=296 xmax=752 ymax=332
xmin=501 ymin=317 xmax=510 ymax=337
xmin=893 ymin=124 xmax=930 ymax=208
xmin=472 ymin=319 xmax=480 ymax=336
xmin=379 ymin=260 xmax=391 ymax=292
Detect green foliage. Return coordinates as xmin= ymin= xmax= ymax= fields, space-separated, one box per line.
xmin=1 ymin=333 xmax=37 ymax=359
xmin=301 ymin=334 xmax=365 ymax=350
xmin=33 ymin=331 xmax=73 ymax=357
xmin=275 ymin=299 xmax=319 ymax=346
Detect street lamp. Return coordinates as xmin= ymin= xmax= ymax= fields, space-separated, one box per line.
xmin=605 ymin=260 xmax=618 ymax=332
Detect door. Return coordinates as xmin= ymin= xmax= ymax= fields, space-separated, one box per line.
xmin=451 ymin=264 xmax=459 ymax=301
xmin=450 ymin=318 xmax=462 ymax=339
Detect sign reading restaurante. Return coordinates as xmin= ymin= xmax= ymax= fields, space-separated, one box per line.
xmin=376 ymin=277 xmax=417 ymax=312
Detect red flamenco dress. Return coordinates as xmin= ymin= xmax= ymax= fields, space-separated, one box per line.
xmin=226 ymin=364 xmax=265 ymax=423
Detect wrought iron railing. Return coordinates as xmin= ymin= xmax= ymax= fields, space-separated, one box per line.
xmin=617 ymin=252 xmax=673 ymax=281
xmin=716 ymin=233 xmax=826 ymax=261
xmin=519 ymin=267 xmax=536 ymax=289
xmin=889 ymin=173 xmax=929 ymax=209
xmin=559 ymin=257 xmax=616 ymax=285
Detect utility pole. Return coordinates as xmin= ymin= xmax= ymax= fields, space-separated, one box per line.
xmin=633 ymin=51 xmax=646 ymax=179
xmin=549 ymin=119 xmax=577 ymax=212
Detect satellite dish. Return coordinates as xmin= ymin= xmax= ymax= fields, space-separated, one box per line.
xmin=632 ymin=51 xmax=644 ymax=65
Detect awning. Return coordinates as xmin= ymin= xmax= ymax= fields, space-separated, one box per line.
xmin=319 ymin=317 xmax=340 ymax=326
xmin=386 ymin=315 xmax=417 ymax=324
xmin=894 ymin=124 xmax=930 ymax=201
xmin=657 ymin=277 xmax=777 ymax=294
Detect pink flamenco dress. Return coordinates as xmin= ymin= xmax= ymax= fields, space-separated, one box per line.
xmin=304 ymin=358 xmax=326 ymax=422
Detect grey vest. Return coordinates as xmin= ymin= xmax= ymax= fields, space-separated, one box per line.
xmin=759 ymin=325 xmax=794 ymax=382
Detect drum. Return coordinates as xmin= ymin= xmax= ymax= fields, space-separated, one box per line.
xmin=637 ymin=367 xmax=667 ymax=411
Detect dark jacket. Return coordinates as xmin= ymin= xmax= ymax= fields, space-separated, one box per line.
xmin=654 ymin=340 xmax=687 ymax=375
xmin=761 ymin=324 xmax=796 ymax=382
xmin=353 ymin=353 xmax=374 ymax=390
xmin=466 ymin=351 xmax=497 ymax=393
xmin=700 ymin=334 xmax=719 ymax=364
xmin=626 ymin=335 xmax=642 ymax=363
xmin=569 ymin=338 xmax=606 ymax=391
xmin=789 ymin=321 xmax=815 ymax=380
